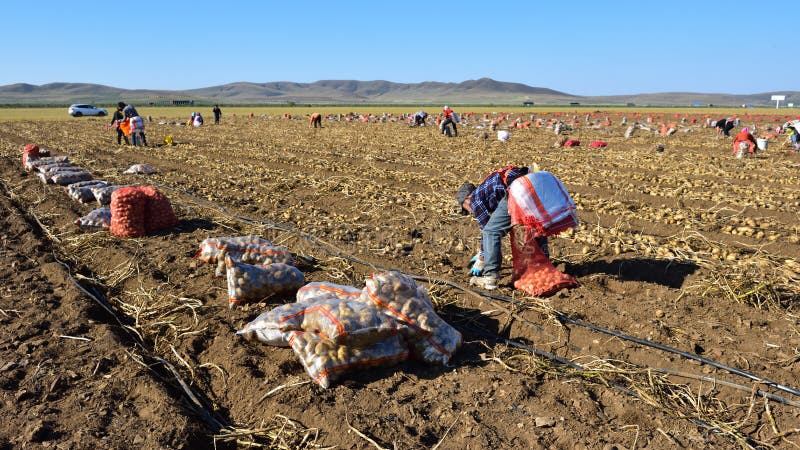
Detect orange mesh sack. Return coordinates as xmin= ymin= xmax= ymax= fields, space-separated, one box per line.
xmin=510 ymin=226 xmax=578 ymax=297
xmin=110 ymin=186 xmax=147 ymax=238
xmin=22 ymin=144 xmax=39 ymax=166
xmin=138 ymin=185 xmax=179 ymax=233
xmin=287 ymin=331 xmax=409 ymax=389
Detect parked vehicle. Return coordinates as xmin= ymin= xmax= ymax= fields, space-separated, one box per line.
xmin=68 ymin=104 xmax=108 ymax=117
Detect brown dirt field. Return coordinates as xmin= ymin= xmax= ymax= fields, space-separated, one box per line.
xmin=1 ymin=111 xmax=799 ymax=449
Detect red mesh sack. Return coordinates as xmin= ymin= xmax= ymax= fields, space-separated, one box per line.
xmin=110 ymin=187 xmax=147 ymax=238
xmin=22 ymin=144 xmax=39 ymax=166
xmin=510 ymin=226 xmax=578 ymax=297
xmin=138 ymin=185 xmax=179 ymax=233
xmin=563 ymin=139 xmax=580 ymax=147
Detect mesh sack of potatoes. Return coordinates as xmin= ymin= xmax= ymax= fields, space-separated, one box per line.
xmin=39 ymin=162 xmax=77 ymax=173
xmin=287 ymin=331 xmax=409 ymax=389
xmin=225 ymin=258 xmax=305 ymax=308
xmin=74 ymin=207 xmax=111 ymax=231
xmin=363 ymin=271 xmax=462 ymax=365
xmin=65 ymin=180 xmax=107 ymax=203
xmin=32 ymin=160 xmax=72 ymax=173
xmin=109 ymin=186 xmax=147 ymax=238
xmin=50 ymin=170 xmax=93 ymax=186
xmin=24 ymin=155 xmax=68 ymax=172
xmin=236 ymin=301 xmax=310 ymax=347
xmin=297 ymin=298 xmax=400 ymax=346
xmin=37 ymin=165 xmax=80 ymax=184
xmin=510 ymin=227 xmax=578 ymax=297
xmin=122 ymin=163 xmax=157 ymax=174
xmin=92 ymin=185 xmax=129 ymax=206
xmin=195 ymin=235 xmax=273 ymax=264
xmin=214 ymin=244 xmax=295 ymax=277
xmin=138 ymin=185 xmax=179 ymax=233
xmin=296 ymin=281 xmax=363 ymax=304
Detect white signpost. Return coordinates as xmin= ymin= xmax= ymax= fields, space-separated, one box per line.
xmin=771 ymin=95 xmax=786 ymax=109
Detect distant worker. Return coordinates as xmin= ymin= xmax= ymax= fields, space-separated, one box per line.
xmin=192 ymin=112 xmax=204 ymax=127
xmin=130 ymin=115 xmax=147 ymax=146
xmin=440 ymin=105 xmax=459 ymax=137
xmin=120 ymin=102 xmax=147 ymax=147
xmin=411 ymin=110 xmax=428 ymax=127
xmin=732 ymin=127 xmax=757 ymax=157
xmin=715 ymin=117 xmax=735 ymax=137
xmin=212 ymin=105 xmax=222 ymax=124
xmin=119 ymin=102 xmax=139 ymax=120
xmin=110 ymin=103 xmax=129 ymax=145
xmin=785 ymin=121 xmax=800 ymax=151
xmin=456 ymin=166 xmax=548 ymax=290
xmin=310 ymin=112 xmax=322 ymax=128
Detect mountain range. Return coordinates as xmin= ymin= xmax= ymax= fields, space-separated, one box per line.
xmin=0 ymin=78 xmax=797 ymax=107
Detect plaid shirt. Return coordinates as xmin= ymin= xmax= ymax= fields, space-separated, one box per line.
xmin=470 ymin=166 xmax=528 ymax=229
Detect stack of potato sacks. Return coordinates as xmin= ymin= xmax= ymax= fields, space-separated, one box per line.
xmin=109 ymin=185 xmax=178 ymax=237
xmin=237 ymin=271 xmax=462 ymax=388
xmin=195 ymin=236 xmax=305 ymax=309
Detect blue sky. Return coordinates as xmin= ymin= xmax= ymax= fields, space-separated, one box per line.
xmin=3 ymin=1 xmax=795 ymax=96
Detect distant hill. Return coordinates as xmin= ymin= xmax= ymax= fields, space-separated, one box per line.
xmin=0 ymin=78 xmax=797 ymax=107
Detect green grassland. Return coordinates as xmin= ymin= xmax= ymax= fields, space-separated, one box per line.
xmin=0 ymin=106 xmax=789 ymax=122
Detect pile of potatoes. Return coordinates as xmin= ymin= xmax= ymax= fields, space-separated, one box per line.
xmin=238 ymin=275 xmax=462 ymax=388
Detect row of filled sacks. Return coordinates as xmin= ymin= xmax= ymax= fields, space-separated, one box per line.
xmin=24 ymin=153 xmax=93 ymax=186
xmin=237 ymin=271 xmax=462 ymax=389
xmin=21 ymin=145 xmax=178 ymax=236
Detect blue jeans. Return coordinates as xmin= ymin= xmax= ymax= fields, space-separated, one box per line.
xmin=481 ymin=195 xmax=548 ymax=277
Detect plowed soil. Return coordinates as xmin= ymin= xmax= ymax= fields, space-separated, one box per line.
xmin=1 ymin=111 xmax=799 ymax=449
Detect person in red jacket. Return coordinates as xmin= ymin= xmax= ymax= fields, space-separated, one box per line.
xmin=733 ymin=127 xmax=757 ymax=156
xmin=440 ymin=105 xmax=458 ymax=137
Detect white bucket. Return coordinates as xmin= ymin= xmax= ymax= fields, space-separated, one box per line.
xmin=756 ymin=138 xmax=768 ymax=151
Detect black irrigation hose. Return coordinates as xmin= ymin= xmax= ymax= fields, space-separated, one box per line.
xmin=548 ymin=312 xmax=800 ymax=399
xmin=158 ymin=182 xmax=800 ymax=401
xmin=52 ymin=253 xmax=227 ymax=433
xmin=466 ymin=326 xmax=723 ymax=433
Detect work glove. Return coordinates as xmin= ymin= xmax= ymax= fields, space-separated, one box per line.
xmin=469 ymin=251 xmax=485 ymax=276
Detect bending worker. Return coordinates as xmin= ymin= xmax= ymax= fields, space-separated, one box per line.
xmin=732 ymin=127 xmax=757 ymax=155
xmin=715 ymin=117 xmax=735 ymax=137
xmin=310 ymin=112 xmax=323 ymax=128
xmin=456 ymin=166 xmax=548 ymax=290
